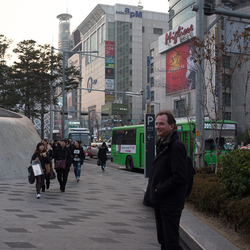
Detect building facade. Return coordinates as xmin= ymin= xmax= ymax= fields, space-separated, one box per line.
xmin=67 ymin=4 xmax=169 ymax=139
xmin=149 ymin=0 xmax=250 ymax=135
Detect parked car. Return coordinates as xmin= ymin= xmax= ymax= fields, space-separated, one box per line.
xmin=241 ymin=144 xmax=250 ymax=150
xmin=90 ymin=142 xmax=111 ymax=159
xmin=90 ymin=142 xmax=102 ymax=158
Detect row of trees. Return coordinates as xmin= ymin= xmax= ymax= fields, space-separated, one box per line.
xmin=0 ymin=35 xmax=81 ymax=138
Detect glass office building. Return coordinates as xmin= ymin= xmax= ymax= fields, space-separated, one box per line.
xmin=67 ymin=4 xmax=168 ymax=138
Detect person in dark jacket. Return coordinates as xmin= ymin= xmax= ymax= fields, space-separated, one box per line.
xmin=31 ymin=142 xmax=50 ymax=199
xmin=98 ymin=142 xmax=109 ymax=171
xmin=72 ymin=140 xmax=85 ymax=182
xmin=41 ymin=139 xmax=53 ymax=191
xmin=143 ymin=110 xmax=188 ymax=250
xmin=52 ymin=140 xmax=59 ymax=158
xmin=54 ymin=139 xmax=72 ymax=192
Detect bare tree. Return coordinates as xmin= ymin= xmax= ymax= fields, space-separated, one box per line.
xmin=193 ymin=18 xmax=250 ymax=172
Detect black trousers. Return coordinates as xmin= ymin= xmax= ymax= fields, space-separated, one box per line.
xmin=154 ymin=207 xmax=183 ymax=250
xmin=56 ymin=168 xmax=69 ymax=191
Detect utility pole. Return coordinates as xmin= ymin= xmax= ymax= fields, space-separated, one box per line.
xmin=196 ymin=0 xmax=205 ymax=167
xmin=50 ymin=46 xmax=54 ymax=141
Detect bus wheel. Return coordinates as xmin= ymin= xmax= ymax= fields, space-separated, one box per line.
xmin=126 ymin=156 xmax=134 ymax=171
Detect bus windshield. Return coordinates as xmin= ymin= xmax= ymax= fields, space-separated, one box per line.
xmin=69 ymin=133 xmax=92 ymax=146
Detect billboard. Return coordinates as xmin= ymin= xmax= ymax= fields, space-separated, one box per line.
xmin=166 ymin=40 xmax=196 ymax=95
xmin=105 ymin=41 xmax=115 ymax=101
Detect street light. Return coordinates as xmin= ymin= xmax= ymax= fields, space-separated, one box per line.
xmin=50 ymin=47 xmax=99 ymax=139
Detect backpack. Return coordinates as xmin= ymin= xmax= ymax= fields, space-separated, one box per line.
xmin=28 ymin=165 xmax=35 ymax=184
xmin=186 ymin=156 xmax=196 ymax=197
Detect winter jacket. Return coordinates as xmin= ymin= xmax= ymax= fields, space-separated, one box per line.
xmin=143 ymin=130 xmax=188 ymax=211
xmin=31 ymin=153 xmax=50 ymax=171
xmin=72 ymin=145 xmax=85 ymax=165
xmin=54 ymin=145 xmax=72 ymax=170
xmin=98 ymin=145 xmax=108 ymax=163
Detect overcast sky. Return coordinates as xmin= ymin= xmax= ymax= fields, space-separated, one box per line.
xmin=1 ymin=0 xmax=169 ymax=65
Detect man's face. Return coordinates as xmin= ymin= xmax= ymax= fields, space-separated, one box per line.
xmin=155 ymin=114 xmax=174 ymax=139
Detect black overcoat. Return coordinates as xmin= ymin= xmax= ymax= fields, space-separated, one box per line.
xmin=143 ymin=131 xmax=187 ymax=211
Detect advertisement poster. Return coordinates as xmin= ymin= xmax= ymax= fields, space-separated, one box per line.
xmin=166 ymin=41 xmax=196 ymax=95
xmin=105 ymin=41 xmax=115 ymax=102
xmin=116 ymin=145 xmax=136 ymax=154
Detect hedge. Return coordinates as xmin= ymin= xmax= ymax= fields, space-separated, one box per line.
xmin=187 ymin=174 xmax=250 ymax=233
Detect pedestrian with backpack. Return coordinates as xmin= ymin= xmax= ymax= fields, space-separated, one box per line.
xmin=143 ymin=110 xmax=188 ymax=250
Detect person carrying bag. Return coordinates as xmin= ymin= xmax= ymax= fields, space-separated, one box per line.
xmin=54 ymin=139 xmax=72 ymax=192
xmin=31 ymin=142 xmax=49 ymax=199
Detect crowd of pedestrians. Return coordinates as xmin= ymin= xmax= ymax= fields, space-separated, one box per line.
xmin=30 ymin=138 xmax=107 ymax=199
xmin=30 ymin=138 xmax=82 ymax=198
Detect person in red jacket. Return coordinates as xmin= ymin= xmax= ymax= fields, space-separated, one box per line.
xmin=143 ymin=110 xmax=188 ymax=250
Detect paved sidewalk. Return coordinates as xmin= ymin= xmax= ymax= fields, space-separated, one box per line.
xmin=0 ymin=162 xmax=159 ymax=250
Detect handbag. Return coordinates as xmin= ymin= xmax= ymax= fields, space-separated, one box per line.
xmin=97 ymin=160 xmax=102 ymax=166
xmin=49 ymin=169 xmax=56 ymax=180
xmin=54 ymin=159 xmax=67 ymax=170
xmin=31 ymin=161 xmax=43 ymax=176
xmin=45 ymin=163 xmax=51 ymax=174
xmin=28 ymin=165 xmax=35 ymax=184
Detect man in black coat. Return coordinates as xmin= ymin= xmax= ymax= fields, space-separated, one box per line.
xmin=144 ymin=110 xmax=187 ymax=250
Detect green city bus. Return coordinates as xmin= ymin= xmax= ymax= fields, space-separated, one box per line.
xmin=111 ymin=119 xmax=237 ymax=170
xmin=176 ymin=118 xmax=237 ymax=165
xmin=111 ymin=125 xmax=144 ymax=171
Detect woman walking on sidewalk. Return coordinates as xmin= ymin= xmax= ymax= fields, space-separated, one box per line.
xmin=72 ymin=140 xmax=85 ymax=182
xmin=98 ymin=142 xmax=109 ymax=171
xmin=54 ymin=140 xmax=72 ymax=192
xmin=41 ymin=139 xmax=53 ymax=191
xmin=31 ymin=143 xmax=49 ymax=199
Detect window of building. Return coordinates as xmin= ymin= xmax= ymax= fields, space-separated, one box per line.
xmin=175 ymin=99 xmax=185 ymax=118
xmin=151 ymin=63 xmax=154 ymax=73
xmin=224 ymin=112 xmax=231 ymax=120
xmin=150 ymin=49 xmax=154 ymax=60
xmin=222 ymin=55 xmax=230 ymax=69
xmin=90 ymin=32 xmax=97 ymax=62
xmin=222 ymin=74 xmax=231 ymax=88
xmin=222 ymin=93 xmax=231 ymax=107
xmin=153 ymin=28 xmax=163 ymax=35
xmin=142 ymin=26 xmax=145 ymax=33
xmin=150 ymin=77 xmax=154 ymax=87
xmin=150 ymin=105 xmax=155 ymax=114
xmin=151 ymin=91 xmax=154 ymax=101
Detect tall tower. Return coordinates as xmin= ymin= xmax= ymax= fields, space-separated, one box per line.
xmin=57 ymin=13 xmax=72 ymax=52
xmin=54 ymin=13 xmax=72 ymax=136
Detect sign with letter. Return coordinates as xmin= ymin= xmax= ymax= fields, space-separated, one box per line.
xmin=144 ymin=114 xmax=155 ymax=178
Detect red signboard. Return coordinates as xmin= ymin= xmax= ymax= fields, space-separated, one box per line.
xmin=105 ymin=41 xmax=115 ymax=56
xmin=166 ymin=41 xmax=196 ymax=95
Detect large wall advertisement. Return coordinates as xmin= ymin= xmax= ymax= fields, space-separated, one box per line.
xmin=105 ymin=41 xmax=115 ymax=102
xmin=158 ymin=17 xmax=196 ymax=95
xmin=166 ymin=41 xmax=195 ymax=95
